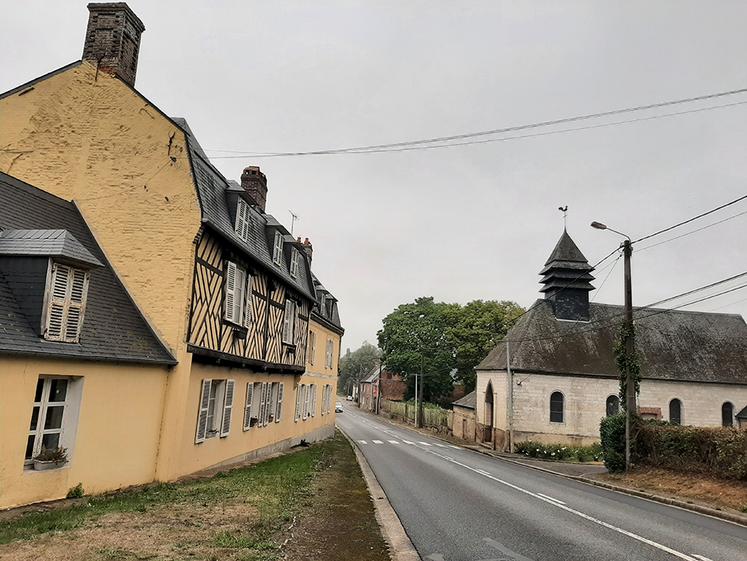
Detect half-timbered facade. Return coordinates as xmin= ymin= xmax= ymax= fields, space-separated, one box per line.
xmin=0 ymin=3 xmax=343 ymax=499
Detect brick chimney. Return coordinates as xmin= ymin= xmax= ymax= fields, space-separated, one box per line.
xmin=301 ymin=238 xmax=313 ymax=262
xmin=241 ymin=166 xmax=268 ymax=212
xmin=82 ymin=3 xmax=145 ymax=87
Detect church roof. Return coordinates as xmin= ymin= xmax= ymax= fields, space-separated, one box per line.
xmin=543 ymin=229 xmax=589 ymax=266
xmin=540 ymin=230 xmax=595 ymax=293
xmin=477 ymin=299 xmax=747 ymax=385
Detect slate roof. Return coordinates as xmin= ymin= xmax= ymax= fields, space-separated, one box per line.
xmin=173 ymin=118 xmax=316 ymax=301
xmin=311 ymin=273 xmax=344 ymax=334
xmin=0 ymin=229 xmax=103 ymax=267
xmin=361 ymin=365 xmax=380 ymax=384
xmin=0 ymin=172 xmax=176 ymax=365
xmin=453 ymin=390 xmax=476 ymax=410
xmin=477 ymin=299 xmax=747 ymax=385
xmin=736 ymin=405 xmax=747 ymax=420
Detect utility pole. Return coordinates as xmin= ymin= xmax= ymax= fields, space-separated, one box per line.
xmin=506 ymin=340 xmax=514 ymax=453
xmin=376 ymin=359 xmax=383 ymax=415
xmin=418 ymin=354 xmax=424 ymax=428
xmin=623 ymin=239 xmax=635 ymax=472
xmin=414 ymin=372 xmax=419 ymax=427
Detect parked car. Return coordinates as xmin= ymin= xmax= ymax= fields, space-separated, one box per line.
xmin=335 ymin=402 xmax=344 ymax=413
xmin=346 ymin=395 xmax=353 ymax=401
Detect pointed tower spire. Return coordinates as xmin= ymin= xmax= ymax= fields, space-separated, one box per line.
xmin=539 ymin=230 xmax=595 ymax=321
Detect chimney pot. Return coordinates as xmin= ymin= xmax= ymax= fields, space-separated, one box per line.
xmin=301 ymin=237 xmax=313 ymax=262
xmin=240 ymin=165 xmax=268 ymax=212
xmin=82 ymin=3 xmax=145 ymax=87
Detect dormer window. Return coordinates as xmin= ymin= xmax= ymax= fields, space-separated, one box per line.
xmin=44 ymin=262 xmax=90 ymax=343
xmin=272 ymin=231 xmax=283 ymax=266
xmin=235 ymin=199 xmax=251 ymax=242
xmin=290 ymin=249 xmax=300 ymax=278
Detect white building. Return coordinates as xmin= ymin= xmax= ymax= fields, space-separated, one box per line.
xmin=475 ymin=230 xmax=747 ymax=449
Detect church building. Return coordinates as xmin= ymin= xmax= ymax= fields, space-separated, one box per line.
xmin=475 ymin=230 xmax=747 ymax=450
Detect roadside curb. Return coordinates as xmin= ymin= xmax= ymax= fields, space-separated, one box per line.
xmin=364 ymin=409 xmax=747 ymax=528
xmin=338 ymin=426 xmax=422 ymax=561
xmin=468 ymin=444 xmax=747 ymax=528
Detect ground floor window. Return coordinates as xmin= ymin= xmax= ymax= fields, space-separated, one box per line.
xmin=722 ymin=401 xmax=734 ymax=427
xmin=26 ymin=377 xmax=75 ymax=465
xmin=196 ymin=379 xmax=235 ymax=443
xmin=295 ymin=383 xmax=317 ymax=421
xmin=549 ymin=391 xmax=564 ymax=423
xmin=606 ymin=395 xmax=620 ymax=417
xmin=669 ymin=398 xmax=682 ymax=425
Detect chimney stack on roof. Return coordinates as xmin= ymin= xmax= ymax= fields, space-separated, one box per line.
xmin=82 ymin=3 xmax=145 ymax=87
xmin=301 ymin=237 xmax=313 ymax=262
xmin=241 ymin=166 xmax=268 ymax=212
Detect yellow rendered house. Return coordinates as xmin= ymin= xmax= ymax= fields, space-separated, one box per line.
xmin=0 ymin=3 xmax=343 ymax=508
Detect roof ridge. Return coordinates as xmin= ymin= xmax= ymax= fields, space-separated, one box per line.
xmin=0 ymin=60 xmax=82 ymax=100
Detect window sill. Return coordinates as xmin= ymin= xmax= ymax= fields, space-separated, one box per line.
xmin=24 ymin=463 xmax=71 ymax=474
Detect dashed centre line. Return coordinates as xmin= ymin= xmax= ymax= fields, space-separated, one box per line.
xmin=372 ymin=439 xmax=383 ymax=444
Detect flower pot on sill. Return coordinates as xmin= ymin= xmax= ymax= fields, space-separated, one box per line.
xmin=33 ymin=459 xmax=66 ymax=471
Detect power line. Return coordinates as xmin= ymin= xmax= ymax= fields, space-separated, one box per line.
xmin=632 ymin=193 xmax=747 ymax=244
xmin=636 ymin=209 xmax=747 ymax=252
xmin=590 ymin=251 xmax=623 ymax=303
xmin=206 ymin=87 xmax=747 ymax=157
xmin=644 ymin=271 xmax=747 ymax=308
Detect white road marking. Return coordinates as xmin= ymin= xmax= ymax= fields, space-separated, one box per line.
xmin=484 ymin=537 xmax=535 ymax=561
xmin=418 ymin=442 xmax=432 ymax=446
xmin=357 ymin=440 xmax=367 ymax=444
xmin=434 ymin=443 xmax=447 ymax=448
xmin=388 ymin=440 xmax=399 ymax=444
xmin=475 ymin=469 xmax=490 ymax=476
xmin=537 ymin=492 xmax=566 ymax=505
xmin=448 ymin=445 xmax=460 ymax=449
xmin=403 ymin=440 xmax=414 ymax=445
xmin=372 ymin=439 xmax=383 ymax=444
xmin=426 ymin=449 xmax=703 ymax=561
xmin=693 ymin=555 xmax=715 ymax=561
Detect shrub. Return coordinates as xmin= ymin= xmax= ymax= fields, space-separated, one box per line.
xmin=67 ymin=483 xmax=84 ymax=499
xmin=514 ymin=440 xmax=602 ymax=462
xmin=635 ymin=422 xmax=747 ymax=480
xmin=600 ymin=413 xmax=627 ymax=473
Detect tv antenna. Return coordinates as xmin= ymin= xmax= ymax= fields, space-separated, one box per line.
xmin=289 ymin=210 xmax=300 ymax=235
xmin=558 ymin=205 xmax=568 ymax=230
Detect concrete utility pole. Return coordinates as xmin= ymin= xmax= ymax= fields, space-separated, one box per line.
xmin=506 ymin=340 xmax=514 ymax=453
xmin=592 ymin=220 xmax=635 ymax=472
xmin=418 ymin=354 xmax=424 ymax=428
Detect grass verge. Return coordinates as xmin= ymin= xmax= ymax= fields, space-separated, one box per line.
xmin=0 ymin=430 xmax=387 ymax=561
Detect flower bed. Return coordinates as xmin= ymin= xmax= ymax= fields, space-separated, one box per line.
xmin=515 ymin=440 xmax=603 ymax=462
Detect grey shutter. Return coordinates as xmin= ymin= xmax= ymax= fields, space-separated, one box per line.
xmin=244 ymin=382 xmax=254 ymax=430
xmin=64 ymin=269 xmax=89 ymax=342
xmin=276 ymin=383 xmax=284 ymax=422
xmin=46 ymin=263 xmax=70 ymax=340
xmin=195 ymin=379 xmax=212 ymax=443
xmin=224 ymin=261 xmax=237 ymax=322
xmin=220 ymin=379 xmax=235 ymax=437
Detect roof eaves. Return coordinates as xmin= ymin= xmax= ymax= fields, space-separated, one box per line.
xmin=0 ymin=61 xmax=83 ymax=100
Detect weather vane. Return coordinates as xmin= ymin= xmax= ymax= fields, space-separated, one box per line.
xmin=558 ymin=205 xmax=568 ymax=230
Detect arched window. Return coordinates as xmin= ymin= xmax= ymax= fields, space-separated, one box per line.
xmin=722 ymin=402 xmax=734 ymax=427
xmin=606 ymin=395 xmax=620 ymax=417
xmin=669 ymin=399 xmax=682 ymax=425
xmin=550 ymin=391 xmax=564 ymax=423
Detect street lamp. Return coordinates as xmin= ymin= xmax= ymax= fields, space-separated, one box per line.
xmin=591 ymin=220 xmax=635 ymax=472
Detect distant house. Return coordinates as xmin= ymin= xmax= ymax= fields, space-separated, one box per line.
xmin=358 ymin=366 xmax=407 ymax=412
xmin=475 ymin=229 xmax=747 ymax=450
xmin=0 ymin=172 xmax=175 ymax=508
xmin=451 ymin=391 xmax=476 ymax=442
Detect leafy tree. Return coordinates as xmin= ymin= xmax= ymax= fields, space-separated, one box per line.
xmin=447 ymin=300 xmax=524 ymax=392
xmin=377 ymin=297 xmax=522 ymax=404
xmin=338 ymin=341 xmax=381 ymax=396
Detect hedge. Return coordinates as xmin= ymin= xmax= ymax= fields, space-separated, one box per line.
xmin=635 ymin=422 xmax=747 ymax=480
xmin=600 ymin=413 xmax=628 ymax=473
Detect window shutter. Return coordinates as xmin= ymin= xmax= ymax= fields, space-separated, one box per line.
xmin=244 ymin=274 xmax=253 ymax=325
xmin=273 ymin=231 xmax=284 ymax=264
xmin=236 ymin=199 xmax=250 ymax=241
xmin=264 ymin=383 xmax=271 ymax=426
xmin=258 ymin=382 xmax=266 ymax=426
xmin=46 ymin=264 xmax=69 ymax=340
xmin=224 ymin=261 xmax=237 ymax=322
xmin=65 ymin=269 xmax=89 ymax=342
xmin=283 ymin=300 xmax=295 ymax=343
xmin=234 ymin=267 xmax=245 ymax=325
xmin=220 ymin=380 xmax=235 ymax=437
xmin=310 ymin=384 xmax=316 ymax=417
xmin=244 ymin=382 xmax=254 ymax=430
xmin=276 ymin=383 xmax=284 ymax=422
xmin=195 ymin=379 xmax=212 ymax=443
xmin=301 ymin=385 xmax=307 ymax=419
xmin=295 ymin=385 xmax=301 ymax=421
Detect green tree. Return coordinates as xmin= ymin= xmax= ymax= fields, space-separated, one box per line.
xmin=377 ymin=297 xmax=522 ymax=404
xmin=338 ymin=341 xmax=381 ymax=396
xmin=447 ymin=300 xmax=524 ymax=392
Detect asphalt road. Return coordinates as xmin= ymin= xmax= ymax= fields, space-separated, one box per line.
xmin=336 ymin=405 xmax=747 ymax=561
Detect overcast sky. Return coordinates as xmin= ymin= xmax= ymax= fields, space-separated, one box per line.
xmin=3 ymin=1 xmax=747 ymax=351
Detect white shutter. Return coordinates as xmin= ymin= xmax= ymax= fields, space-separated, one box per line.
xmin=244 ymin=274 xmax=253 ymax=325
xmin=258 ymin=382 xmax=266 ymax=426
xmin=295 ymin=385 xmax=302 ymax=421
xmin=220 ymin=380 xmax=235 ymax=437
xmin=65 ymin=269 xmax=89 ymax=342
xmin=282 ymin=300 xmax=292 ymax=343
xmin=236 ymin=199 xmax=250 ymax=241
xmin=195 ymin=379 xmax=212 ymax=443
xmin=244 ymin=382 xmax=254 ymax=430
xmin=310 ymin=384 xmax=316 ymax=417
xmin=234 ymin=267 xmax=245 ymax=325
xmin=273 ymin=231 xmax=284 ymax=264
xmin=264 ymin=383 xmax=271 ymax=426
xmin=224 ymin=261 xmax=237 ymax=322
xmin=276 ymin=383 xmax=284 ymax=422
